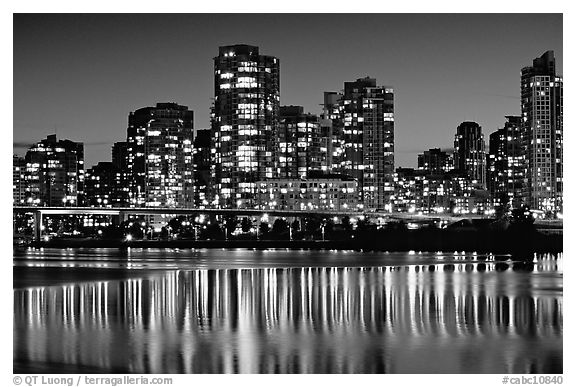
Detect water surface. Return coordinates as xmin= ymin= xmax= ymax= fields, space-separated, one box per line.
xmin=14 ymin=248 xmax=563 ymax=373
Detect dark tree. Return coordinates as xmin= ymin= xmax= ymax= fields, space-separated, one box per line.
xmin=304 ymin=216 xmax=321 ymax=233
xmin=324 ymin=218 xmax=334 ymax=234
xmin=201 ymin=223 xmax=224 ymax=240
xmin=259 ymin=222 xmax=270 ymax=237
xmin=168 ymin=216 xmax=186 ymax=234
xmin=291 ymin=219 xmax=300 ymax=232
xmin=122 ymin=219 xmax=145 ymax=240
xmin=341 ymin=216 xmax=352 ymax=232
xmin=272 ymin=218 xmax=289 ymax=234
xmin=223 ymin=215 xmax=238 ymax=235
xmin=356 ymin=217 xmax=369 ymax=231
xmin=241 ymin=217 xmax=253 ymax=233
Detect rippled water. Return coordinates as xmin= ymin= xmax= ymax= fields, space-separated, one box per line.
xmin=13 ymin=248 xmax=563 ymax=374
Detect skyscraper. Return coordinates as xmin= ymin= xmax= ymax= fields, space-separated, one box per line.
xmin=335 ymin=77 xmax=395 ymax=210
xmin=277 ymin=105 xmax=321 ymax=179
xmin=24 ymin=134 xmax=84 ymax=206
xmin=487 ymin=116 xmax=524 ymax=210
xmin=125 ymin=103 xmax=194 ymax=208
xmin=211 ymin=44 xmax=280 ymax=209
xmin=111 ymin=141 xmax=130 ymax=207
xmin=454 ymin=121 xmax=486 ymax=187
xmin=13 ymin=155 xmax=27 ymax=206
xmin=521 ymin=51 xmax=563 ymax=215
xmin=193 ymin=129 xmax=212 ymax=208
xmin=320 ymin=91 xmax=345 ymax=173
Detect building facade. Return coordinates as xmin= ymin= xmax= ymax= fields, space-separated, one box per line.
xmin=13 ymin=155 xmax=27 ymax=206
xmin=211 ymin=44 xmax=280 ymax=209
xmin=256 ymin=173 xmax=358 ymax=212
xmin=324 ymin=77 xmax=395 ymax=211
xmin=24 ymin=134 xmax=84 ymax=207
xmin=417 ymin=148 xmax=454 ymax=174
xmin=521 ymin=51 xmax=563 ymax=215
xmin=393 ymin=168 xmax=491 ymax=215
xmin=125 ymin=103 xmax=194 ymax=208
xmin=193 ymin=129 xmax=212 ymax=208
xmin=84 ymin=162 xmax=125 ymax=207
xmin=320 ymin=91 xmax=345 ymax=173
xmin=454 ymin=121 xmax=486 ymax=187
xmin=111 ymin=141 xmax=130 ymax=207
xmin=487 ymin=116 xmax=524 ymax=210
xmin=277 ymin=105 xmax=322 ymax=179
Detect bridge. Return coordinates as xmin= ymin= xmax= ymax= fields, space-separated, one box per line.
xmin=13 ymin=206 xmax=488 ymax=242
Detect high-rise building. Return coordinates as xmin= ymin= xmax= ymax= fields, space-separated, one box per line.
xmin=125 ymin=103 xmax=194 ymax=208
xmin=111 ymin=141 xmax=130 ymax=207
xmin=211 ymin=44 xmax=280 ymax=209
xmin=417 ymin=148 xmax=454 ymax=174
xmin=318 ymin=118 xmax=332 ymax=173
xmin=13 ymin=155 xmax=27 ymax=206
xmin=521 ymin=51 xmax=563 ymax=215
xmin=454 ymin=121 xmax=486 ymax=187
xmin=339 ymin=77 xmax=395 ymax=210
xmin=24 ymin=134 xmax=84 ymax=206
xmin=320 ymin=91 xmax=345 ymax=172
xmin=277 ymin=105 xmax=322 ymax=179
xmin=84 ymin=162 xmax=124 ymax=207
xmin=487 ymin=116 xmax=524 ymax=210
xmin=112 ymin=141 xmax=129 ymax=170
xmin=193 ymin=129 xmax=212 ymax=207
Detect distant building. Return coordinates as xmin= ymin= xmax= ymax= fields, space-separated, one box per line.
xmin=454 ymin=121 xmax=486 ymax=187
xmin=193 ymin=129 xmax=212 ymax=207
xmin=393 ymin=168 xmax=490 ymax=215
xmin=256 ymin=172 xmax=358 ymax=212
xmin=13 ymin=155 xmax=27 ymax=206
xmin=84 ymin=162 xmax=124 ymax=207
xmin=24 ymin=134 xmax=84 ymax=206
xmin=277 ymin=106 xmax=322 ymax=179
xmin=417 ymin=148 xmax=454 ymax=174
xmin=211 ymin=44 xmax=280 ymax=209
xmin=487 ymin=116 xmax=524 ymax=210
xmin=125 ymin=103 xmax=194 ymax=208
xmin=324 ymin=77 xmax=395 ymax=210
xmin=521 ymin=50 xmax=563 ymax=215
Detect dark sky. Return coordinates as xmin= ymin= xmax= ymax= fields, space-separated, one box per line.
xmin=13 ymin=14 xmax=562 ymax=168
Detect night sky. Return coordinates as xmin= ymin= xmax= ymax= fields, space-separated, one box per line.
xmin=13 ymin=14 xmax=562 ymax=169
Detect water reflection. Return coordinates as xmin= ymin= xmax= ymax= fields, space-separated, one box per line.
xmin=14 ymin=258 xmax=562 ymax=373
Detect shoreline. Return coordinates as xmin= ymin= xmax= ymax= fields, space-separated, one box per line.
xmin=17 ymin=229 xmax=563 ymax=255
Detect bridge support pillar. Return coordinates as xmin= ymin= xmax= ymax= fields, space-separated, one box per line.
xmin=118 ymin=211 xmax=128 ymax=225
xmin=34 ymin=211 xmax=43 ymax=242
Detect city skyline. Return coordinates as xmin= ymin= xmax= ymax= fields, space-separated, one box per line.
xmin=13 ymin=14 xmax=563 ymax=169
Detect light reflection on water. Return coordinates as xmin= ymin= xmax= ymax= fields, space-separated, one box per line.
xmin=13 ymin=249 xmax=562 ymax=374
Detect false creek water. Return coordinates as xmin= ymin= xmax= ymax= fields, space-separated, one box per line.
xmin=13 ymin=247 xmax=562 ymax=374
